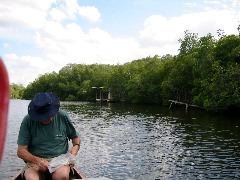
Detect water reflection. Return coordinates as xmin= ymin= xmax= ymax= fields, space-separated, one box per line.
xmin=1 ymin=101 xmax=240 ymax=179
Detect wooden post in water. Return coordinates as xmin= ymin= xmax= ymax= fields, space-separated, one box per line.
xmin=92 ymin=86 xmax=104 ymax=102
xmin=169 ymin=100 xmax=203 ymax=112
xmin=168 ymin=100 xmax=189 ymax=112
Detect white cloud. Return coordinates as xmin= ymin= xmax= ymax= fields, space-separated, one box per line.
xmin=62 ymin=0 xmax=80 ymax=19
xmin=139 ymin=8 xmax=240 ymax=54
xmin=49 ymin=8 xmax=67 ymax=22
xmin=0 ymin=0 xmax=100 ymax=37
xmin=3 ymin=53 xmax=58 ymax=86
xmin=36 ymin=24 xmax=140 ymax=65
xmin=48 ymin=0 xmax=101 ymax=22
xmin=0 ymin=0 xmax=51 ymax=29
xmin=78 ymin=6 xmax=101 ymax=22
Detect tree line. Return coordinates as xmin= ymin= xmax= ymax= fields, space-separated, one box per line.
xmin=11 ymin=30 xmax=240 ymax=112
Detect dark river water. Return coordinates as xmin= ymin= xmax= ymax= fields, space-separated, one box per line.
xmin=1 ymin=100 xmax=240 ymax=179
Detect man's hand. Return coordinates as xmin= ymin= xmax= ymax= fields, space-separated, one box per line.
xmin=69 ymin=136 xmax=81 ymax=156
xmin=69 ymin=145 xmax=79 ymax=156
xmin=17 ymin=145 xmax=49 ymax=172
xmin=37 ymin=158 xmax=49 ymax=172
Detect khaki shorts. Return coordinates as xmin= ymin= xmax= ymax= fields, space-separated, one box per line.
xmin=21 ymin=158 xmax=52 ymax=179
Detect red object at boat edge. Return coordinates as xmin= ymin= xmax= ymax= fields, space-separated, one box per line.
xmin=0 ymin=58 xmax=9 ymax=161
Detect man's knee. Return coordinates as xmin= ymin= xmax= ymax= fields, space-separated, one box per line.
xmin=52 ymin=165 xmax=70 ymax=180
xmin=24 ymin=168 xmax=41 ymax=180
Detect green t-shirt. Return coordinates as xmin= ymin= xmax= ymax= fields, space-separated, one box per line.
xmin=17 ymin=110 xmax=79 ymax=158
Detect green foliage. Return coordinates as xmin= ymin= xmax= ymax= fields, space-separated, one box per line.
xmin=214 ymin=35 xmax=240 ymax=66
xmin=179 ymin=30 xmax=199 ymax=55
xmin=22 ymin=72 xmax=58 ymax=99
xmin=195 ymin=61 xmax=240 ymax=110
xmin=10 ymin=83 xmax=25 ymax=99
xmin=193 ymin=34 xmax=240 ymax=110
xmin=22 ymin=64 xmax=114 ymax=101
xmin=22 ymin=31 xmax=240 ymax=112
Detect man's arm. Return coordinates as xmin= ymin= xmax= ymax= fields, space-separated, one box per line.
xmin=17 ymin=145 xmax=49 ymax=172
xmin=69 ymin=136 xmax=81 ymax=156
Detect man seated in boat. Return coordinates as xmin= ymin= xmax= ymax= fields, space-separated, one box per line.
xmin=17 ymin=92 xmax=81 ymax=179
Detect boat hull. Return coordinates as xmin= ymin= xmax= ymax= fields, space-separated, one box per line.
xmin=13 ymin=166 xmax=84 ymax=179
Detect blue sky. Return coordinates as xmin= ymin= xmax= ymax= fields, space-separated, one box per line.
xmin=0 ymin=0 xmax=240 ymax=86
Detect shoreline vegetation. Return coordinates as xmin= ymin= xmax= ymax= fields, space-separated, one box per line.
xmin=11 ymin=30 xmax=240 ymax=113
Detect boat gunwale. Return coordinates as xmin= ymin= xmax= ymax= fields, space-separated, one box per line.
xmin=12 ymin=166 xmax=84 ymax=180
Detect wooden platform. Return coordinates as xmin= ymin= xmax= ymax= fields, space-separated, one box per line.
xmin=169 ymin=100 xmax=203 ymax=112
